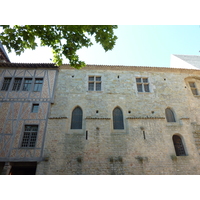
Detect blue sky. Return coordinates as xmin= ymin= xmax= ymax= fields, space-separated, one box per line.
xmin=6 ymin=25 xmax=200 ymax=67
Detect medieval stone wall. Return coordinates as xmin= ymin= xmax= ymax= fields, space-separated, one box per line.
xmin=38 ymin=65 xmax=200 ymax=175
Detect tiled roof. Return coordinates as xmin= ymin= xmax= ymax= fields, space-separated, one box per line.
xmin=61 ymin=63 xmax=200 ymax=73
xmin=0 ymin=62 xmax=58 ymax=68
xmin=0 ymin=42 xmax=10 ymax=62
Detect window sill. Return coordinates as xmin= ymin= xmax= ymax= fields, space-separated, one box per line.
xmin=137 ymin=92 xmax=151 ymax=93
xmin=166 ymin=123 xmax=182 ymax=127
xmin=111 ymin=130 xmax=127 ymax=134
xmin=68 ymin=130 xmax=84 ymax=134
xmin=87 ymin=91 xmax=103 ymax=93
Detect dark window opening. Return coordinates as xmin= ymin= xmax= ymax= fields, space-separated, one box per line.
xmin=86 ymin=131 xmax=88 ymax=140
xmin=9 ymin=162 xmax=37 ymax=175
xmin=143 ymin=131 xmax=146 ymax=139
xmin=31 ymin=104 xmax=39 ymax=113
xmin=172 ymin=135 xmax=186 ymax=156
xmin=113 ymin=107 xmax=124 ymax=129
xmin=0 ymin=162 xmax=5 ymax=174
xmin=71 ymin=107 xmax=83 ymax=129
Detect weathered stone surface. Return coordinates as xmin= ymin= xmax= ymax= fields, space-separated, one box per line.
xmin=40 ymin=65 xmax=200 ymax=175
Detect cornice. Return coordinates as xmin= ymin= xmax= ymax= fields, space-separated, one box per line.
xmin=60 ymin=64 xmax=200 ymax=74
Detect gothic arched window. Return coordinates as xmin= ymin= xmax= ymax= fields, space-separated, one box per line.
xmin=71 ymin=106 xmax=83 ymax=129
xmin=172 ymin=135 xmax=186 ymax=156
xmin=165 ymin=108 xmax=176 ymax=122
xmin=113 ymin=107 xmax=124 ymax=129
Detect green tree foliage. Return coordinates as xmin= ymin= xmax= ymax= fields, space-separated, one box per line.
xmin=0 ymin=25 xmax=118 ymax=68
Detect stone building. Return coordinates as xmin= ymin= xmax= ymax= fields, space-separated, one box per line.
xmin=1 ymin=40 xmax=200 ymax=175
xmin=0 ymin=44 xmax=58 ymax=174
xmin=37 ymin=57 xmax=200 ymax=175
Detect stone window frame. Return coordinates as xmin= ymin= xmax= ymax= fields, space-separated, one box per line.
xmin=172 ymin=134 xmax=187 ymax=156
xmin=71 ymin=106 xmax=83 ymax=129
xmin=88 ymin=75 xmax=102 ymax=91
xmin=165 ymin=107 xmax=176 ymax=122
xmin=189 ymin=81 xmax=198 ymax=95
xmin=68 ymin=105 xmax=85 ymax=134
xmin=136 ymin=77 xmax=150 ymax=93
xmin=111 ymin=106 xmax=127 ymax=134
xmin=113 ymin=107 xmax=124 ymax=130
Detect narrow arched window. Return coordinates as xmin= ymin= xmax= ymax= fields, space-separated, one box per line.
xmin=165 ymin=108 xmax=176 ymax=122
xmin=71 ymin=107 xmax=83 ymax=129
xmin=113 ymin=107 xmax=124 ymax=129
xmin=172 ymin=135 xmax=186 ymax=156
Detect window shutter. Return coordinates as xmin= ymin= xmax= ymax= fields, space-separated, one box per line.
xmin=165 ymin=108 xmax=176 ymax=122
xmin=113 ymin=107 xmax=124 ymax=129
xmin=71 ymin=107 xmax=83 ymax=129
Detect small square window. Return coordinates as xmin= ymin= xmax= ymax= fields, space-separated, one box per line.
xmin=31 ymin=104 xmax=39 ymax=113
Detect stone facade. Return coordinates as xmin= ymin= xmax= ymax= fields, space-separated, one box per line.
xmin=0 ymin=63 xmax=58 ymax=174
xmin=39 ymin=64 xmax=200 ymax=175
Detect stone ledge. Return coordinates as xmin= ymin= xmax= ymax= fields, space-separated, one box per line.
xmin=49 ymin=116 xmax=68 ymax=119
xmin=166 ymin=123 xmax=182 ymax=127
xmin=85 ymin=117 xmax=111 ymax=120
xmin=0 ymin=98 xmax=52 ymax=102
xmin=127 ymin=117 xmax=165 ymax=119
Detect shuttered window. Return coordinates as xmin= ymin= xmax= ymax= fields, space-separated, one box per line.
xmin=165 ymin=108 xmax=176 ymax=122
xmin=113 ymin=107 xmax=124 ymax=129
xmin=71 ymin=107 xmax=83 ymax=129
xmin=172 ymin=135 xmax=186 ymax=156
